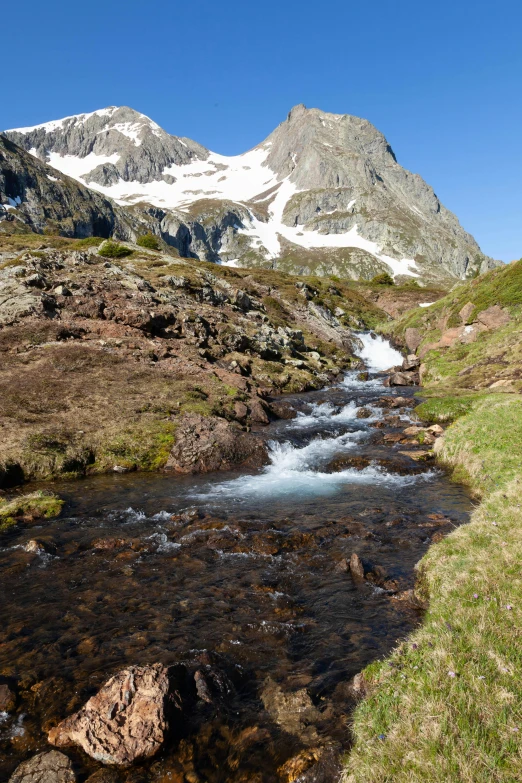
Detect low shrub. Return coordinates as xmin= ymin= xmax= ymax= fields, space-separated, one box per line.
xmin=137 ymin=233 xmax=160 ymax=250
xmin=98 ymin=240 xmax=133 ymax=259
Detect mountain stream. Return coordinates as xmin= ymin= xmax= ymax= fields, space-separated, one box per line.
xmin=0 ymin=334 xmax=472 ymax=782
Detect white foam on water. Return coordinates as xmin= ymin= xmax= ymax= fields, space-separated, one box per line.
xmin=340 ymin=372 xmax=384 ymax=390
xmin=291 ymin=401 xmax=358 ymax=428
xmin=146 ymin=532 xmax=181 ymax=553
xmin=193 ymin=429 xmax=432 ymax=501
xmin=354 ymin=332 xmax=404 ymax=371
xmin=292 ymin=400 xmax=381 ymax=428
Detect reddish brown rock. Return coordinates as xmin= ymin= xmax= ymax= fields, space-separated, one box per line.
xmin=233 ymin=401 xmax=248 ymax=421
xmin=249 ymin=399 xmax=270 ymax=425
xmin=383 ymin=433 xmax=404 ymax=443
xmin=48 ymin=664 xmax=169 ymax=767
xmin=476 ymin=305 xmax=511 ymax=329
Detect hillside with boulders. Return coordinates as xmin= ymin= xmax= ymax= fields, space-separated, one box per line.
xmin=0 ymin=231 xmax=398 ymax=487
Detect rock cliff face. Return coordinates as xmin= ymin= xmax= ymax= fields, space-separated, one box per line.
xmin=3 ymin=105 xmax=498 ymax=282
xmin=0 ymin=135 xmax=119 ymax=237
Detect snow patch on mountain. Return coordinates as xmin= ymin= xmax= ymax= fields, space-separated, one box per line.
xmin=11 ymin=107 xmax=119 ymax=134
xmin=40 ymin=150 xmax=121 ymax=180
xmin=236 ymin=180 xmax=418 ymax=275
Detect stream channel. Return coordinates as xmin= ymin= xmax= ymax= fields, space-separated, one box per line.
xmin=0 ymin=335 xmax=472 ymax=783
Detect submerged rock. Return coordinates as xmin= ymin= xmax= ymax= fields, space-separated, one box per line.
xmin=278 ymin=746 xmax=341 ymax=783
xmin=349 ymin=553 xmax=365 ymax=582
xmin=9 ymin=751 xmax=76 ymax=783
xmin=260 ymin=678 xmax=319 ymax=741
xmin=48 ymin=664 xmax=169 ymax=766
xmin=0 ymin=682 xmax=16 ymax=712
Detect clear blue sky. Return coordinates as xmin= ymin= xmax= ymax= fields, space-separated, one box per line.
xmin=2 ymin=0 xmax=521 ymax=261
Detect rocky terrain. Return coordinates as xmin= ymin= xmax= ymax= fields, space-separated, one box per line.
xmin=3 ymin=105 xmax=498 ymax=282
xmin=0 ymin=230 xmax=405 ymax=488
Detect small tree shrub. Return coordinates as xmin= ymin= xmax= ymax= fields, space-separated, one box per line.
xmin=98 ymin=240 xmax=132 ymax=259
xmin=371 ymin=272 xmax=394 ymax=286
xmin=137 ymin=233 xmax=160 ymax=251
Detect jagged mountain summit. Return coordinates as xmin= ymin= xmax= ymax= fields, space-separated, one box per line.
xmin=4 ymin=104 xmax=497 ymax=281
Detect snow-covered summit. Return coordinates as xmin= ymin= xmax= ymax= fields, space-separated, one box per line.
xmin=3 ymin=104 xmax=495 ymax=281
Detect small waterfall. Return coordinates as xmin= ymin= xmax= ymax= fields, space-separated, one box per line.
xmin=354 ymin=332 xmax=403 ymax=372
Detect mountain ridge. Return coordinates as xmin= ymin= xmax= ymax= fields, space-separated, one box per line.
xmin=3 ymin=105 xmax=498 ymax=282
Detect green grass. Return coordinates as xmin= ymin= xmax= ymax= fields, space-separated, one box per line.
xmin=0 ymin=490 xmax=64 ymax=531
xmin=415 ymin=394 xmax=485 ymax=424
xmin=95 ymin=420 xmax=176 ymax=473
xmin=344 ymin=394 xmax=522 ymax=782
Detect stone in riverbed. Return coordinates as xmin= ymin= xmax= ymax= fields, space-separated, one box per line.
xmin=402 ymin=354 xmax=420 ymax=371
xmin=402 ymin=426 xmax=423 ymax=437
xmin=0 ymin=682 xmax=16 ymax=712
xmin=9 ymin=751 xmax=76 ymax=783
xmin=48 ymin=664 xmax=169 ymax=766
xmin=349 ymin=553 xmax=365 ymax=582
xmin=165 ymin=414 xmax=267 ymax=472
xmin=388 ymin=371 xmax=418 ymax=386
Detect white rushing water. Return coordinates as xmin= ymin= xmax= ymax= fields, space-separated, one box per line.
xmin=192 ymin=334 xmax=428 ymax=502
xmin=353 ymin=332 xmax=404 ymax=371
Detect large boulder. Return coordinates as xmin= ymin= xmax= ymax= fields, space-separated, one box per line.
xmin=476 ymin=305 xmax=511 ymax=329
xmin=402 ymin=354 xmax=420 ymax=371
xmin=459 ymin=301 xmax=475 ymax=323
xmin=9 ymin=751 xmax=76 ymax=783
xmin=388 ymin=371 xmax=418 ymax=386
xmin=404 ymin=327 xmax=422 ymax=353
xmin=165 ymin=414 xmax=267 ymax=473
xmin=48 ymin=664 xmax=169 ymax=767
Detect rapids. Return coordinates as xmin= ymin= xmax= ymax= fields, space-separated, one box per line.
xmin=0 ymin=335 xmax=471 ymax=783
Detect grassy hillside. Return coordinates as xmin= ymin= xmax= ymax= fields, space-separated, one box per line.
xmin=384 ymin=259 xmax=522 ymax=395
xmin=345 ymin=261 xmax=522 ymax=782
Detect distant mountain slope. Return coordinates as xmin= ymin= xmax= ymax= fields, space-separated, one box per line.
xmin=4 ymin=105 xmax=498 ymax=281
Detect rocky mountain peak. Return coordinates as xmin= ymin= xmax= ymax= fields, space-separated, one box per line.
xmin=6 ymin=106 xmax=209 ymax=188
xmin=2 ymin=105 xmax=498 ymax=282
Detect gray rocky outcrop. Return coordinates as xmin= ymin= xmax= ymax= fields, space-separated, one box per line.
xmin=6 ymin=106 xmax=208 ymax=186
xmin=8 ymin=751 xmax=76 ymax=783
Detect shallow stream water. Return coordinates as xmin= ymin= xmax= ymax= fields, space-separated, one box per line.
xmin=0 ymin=335 xmax=472 ymax=782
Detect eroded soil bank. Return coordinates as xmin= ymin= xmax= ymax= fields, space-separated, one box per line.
xmin=0 ymin=349 xmax=472 ymax=783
